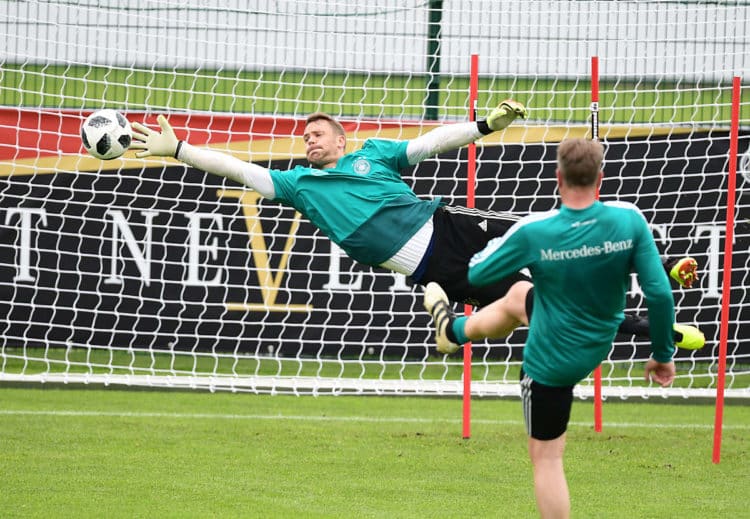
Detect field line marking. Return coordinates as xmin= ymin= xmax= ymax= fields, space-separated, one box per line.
xmin=0 ymin=409 xmax=747 ymax=430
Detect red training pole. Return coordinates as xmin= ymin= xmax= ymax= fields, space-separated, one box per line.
xmin=591 ymin=56 xmax=603 ymax=433
xmin=463 ymin=53 xmax=479 ymax=439
xmin=713 ymin=76 xmax=740 ymax=464
xmin=591 ymin=56 xmax=600 ymax=142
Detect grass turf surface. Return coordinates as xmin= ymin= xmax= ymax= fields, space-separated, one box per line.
xmin=1 ymin=386 xmax=748 ymax=518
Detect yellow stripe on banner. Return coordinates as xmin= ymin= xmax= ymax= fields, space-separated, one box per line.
xmin=0 ymin=125 xmax=696 ymax=177
xmin=0 ymin=151 xmax=182 ymax=177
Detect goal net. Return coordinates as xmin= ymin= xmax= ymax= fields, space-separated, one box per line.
xmin=1 ymin=1 xmax=748 ymax=398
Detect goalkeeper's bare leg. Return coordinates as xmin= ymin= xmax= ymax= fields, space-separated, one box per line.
xmin=424 ymin=280 xmax=530 ymax=354
xmin=425 ymin=280 xmax=705 ymax=354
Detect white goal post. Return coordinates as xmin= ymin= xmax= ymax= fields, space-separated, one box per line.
xmin=1 ymin=1 xmax=748 ymax=399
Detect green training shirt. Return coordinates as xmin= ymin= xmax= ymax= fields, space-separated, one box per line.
xmin=269 ymin=139 xmax=441 ymax=266
xmin=468 ymin=201 xmax=675 ymax=387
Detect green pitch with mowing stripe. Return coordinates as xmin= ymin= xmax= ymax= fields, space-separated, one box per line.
xmin=1 ymin=386 xmax=747 ymax=518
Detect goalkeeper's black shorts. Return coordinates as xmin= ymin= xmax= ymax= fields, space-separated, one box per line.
xmin=413 ymin=205 xmax=531 ymax=308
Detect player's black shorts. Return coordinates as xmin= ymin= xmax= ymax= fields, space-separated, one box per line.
xmin=414 ymin=205 xmax=531 ymax=307
xmin=519 ymin=369 xmax=574 ymax=440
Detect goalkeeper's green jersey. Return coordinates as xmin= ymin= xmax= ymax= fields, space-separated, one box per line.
xmin=269 ymin=139 xmax=441 ymax=266
xmin=468 ymin=201 xmax=675 ymax=387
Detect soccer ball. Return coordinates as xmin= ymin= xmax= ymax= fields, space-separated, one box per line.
xmin=81 ymin=109 xmax=132 ymax=160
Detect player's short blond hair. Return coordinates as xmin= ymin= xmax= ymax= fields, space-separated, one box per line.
xmin=557 ymin=138 xmax=604 ymax=187
xmin=306 ymin=112 xmax=346 ymax=138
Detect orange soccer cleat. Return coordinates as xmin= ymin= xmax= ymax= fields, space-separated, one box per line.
xmin=668 ymin=257 xmax=699 ymax=288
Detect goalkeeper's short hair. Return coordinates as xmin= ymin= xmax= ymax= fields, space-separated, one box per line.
xmin=306 ymin=112 xmax=346 ymax=139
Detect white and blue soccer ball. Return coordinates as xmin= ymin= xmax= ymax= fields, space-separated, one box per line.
xmin=81 ymin=109 xmax=132 ymax=160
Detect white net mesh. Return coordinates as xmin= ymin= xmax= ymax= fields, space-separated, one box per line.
xmin=1 ymin=0 xmax=748 ymax=398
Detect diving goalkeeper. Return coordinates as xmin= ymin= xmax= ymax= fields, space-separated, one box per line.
xmin=130 ymin=101 xmax=702 ymax=348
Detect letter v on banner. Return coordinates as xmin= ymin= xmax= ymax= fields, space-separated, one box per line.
xmin=217 ymin=189 xmax=312 ymax=312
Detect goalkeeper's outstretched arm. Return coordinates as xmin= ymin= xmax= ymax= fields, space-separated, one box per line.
xmin=131 ymin=115 xmax=276 ymax=198
xmin=405 ymin=99 xmax=527 ymax=165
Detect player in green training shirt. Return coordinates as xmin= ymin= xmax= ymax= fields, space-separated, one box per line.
xmin=131 ymin=103 xmax=702 ymax=348
xmin=424 ymin=138 xmax=677 ymax=519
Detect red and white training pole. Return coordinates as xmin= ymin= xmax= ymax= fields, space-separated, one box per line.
xmin=463 ymin=53 xmax=479 ymax=439
xmin=713 ymin=76 xmax=740 ymax=464
xmin=591 ymin=56 xmax=603 ymax=433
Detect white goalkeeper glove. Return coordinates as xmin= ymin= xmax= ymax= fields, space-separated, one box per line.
xmin=131 ymin=115 xmax=181 ymax=159
xmin=484 ymin=99 xmax=528 ymax=132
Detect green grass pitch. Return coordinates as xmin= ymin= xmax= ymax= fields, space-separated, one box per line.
xmin=1 ymin=386 xmax=747 ymax=518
